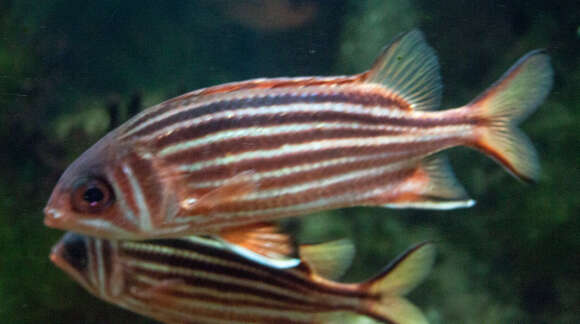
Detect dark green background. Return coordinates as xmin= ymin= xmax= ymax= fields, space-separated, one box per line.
xmin=1 ymin=1 xmax=578 ymax=323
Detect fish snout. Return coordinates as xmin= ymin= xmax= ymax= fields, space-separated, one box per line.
xmin=44 ymin=207 xmax=67 ymax=228
xmin=49 ymin=239 xmax=65 ymax=266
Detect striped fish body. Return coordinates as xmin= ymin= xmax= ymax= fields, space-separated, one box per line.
xmin=44 ymin=30 xmax=553 ymax=240
xmin=50 ymin=232 xmax=435 ymax=324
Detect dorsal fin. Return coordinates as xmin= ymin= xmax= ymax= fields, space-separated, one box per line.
xmin=365 ymin=29 xmax=442 ymax=111
xmin=299 ymin=239 xmax=355 ymax=280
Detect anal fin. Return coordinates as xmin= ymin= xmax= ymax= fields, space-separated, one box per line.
xmin=218 ymin=222 xmax=301 ymax=269
xmin=383 ymin=156 xmax=475 ymax=210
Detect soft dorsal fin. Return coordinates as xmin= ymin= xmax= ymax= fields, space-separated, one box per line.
xmin=299 ymin=239 xmax=355 ymax=280
xmin=218 ymin=222 xmax=300 ymax=269
xmin=365 ymin=29 xmax=442 ymax=111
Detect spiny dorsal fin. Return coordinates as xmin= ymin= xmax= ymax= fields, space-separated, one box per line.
xmin=365 ymin=29 xmax=442 ymax=111
xmin=219 ymin=222 xmax=300 ymax=269
xmin=299 ymin=239 xmax=355 ymax=280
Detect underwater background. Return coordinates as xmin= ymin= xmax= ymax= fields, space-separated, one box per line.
xmin=0 ymin=1 xmax=578 ymax=323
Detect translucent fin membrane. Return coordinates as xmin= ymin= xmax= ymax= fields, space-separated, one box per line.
xmin=300 ymin=239 xmax=355 ymax=280
xmin=469 ymin=50 xmax=553 ymax=182
xmin=365 ymin=30 xmax=442 ymax=111
xmin=384 ymin=156 xmax=475 ymax=210
xmin=364 ymin=242 xmax=435 ymax=324
xmin=219 ymin=222 xmax=300 ymax=269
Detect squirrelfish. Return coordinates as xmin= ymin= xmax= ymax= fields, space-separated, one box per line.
xmin=44 ymin=30 xmax=553 ymax=248
xmin=50 ymin=232 xmax=435 ymax=324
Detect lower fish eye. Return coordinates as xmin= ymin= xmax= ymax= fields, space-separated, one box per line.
xmin=62 ymin=233 xmax=88 ymax=272
xmin=72 ymin=177 xmax=114 ymax=213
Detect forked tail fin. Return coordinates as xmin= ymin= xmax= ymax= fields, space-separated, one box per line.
xmin=361 ymin=242 xmax=436 ymax=324
xmin=468 ymin=50 xmax=553 ymax=182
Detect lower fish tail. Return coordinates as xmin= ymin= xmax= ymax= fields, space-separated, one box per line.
xmin=468 ymin=50 xmax=553 ymax=183
xmin=359 ymin=242 xmax=436 ymax=324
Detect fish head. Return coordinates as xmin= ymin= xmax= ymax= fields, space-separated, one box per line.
xmin=44 ymin=134 xmax=132 ymax=239
xmin=50 ymin=232 xmax=95 ymax=293
xmin=50 ymin=232 xmax=125 ymax=300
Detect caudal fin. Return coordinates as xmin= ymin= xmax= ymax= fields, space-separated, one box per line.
xmin=469 ymin=50 xmax=553 ymax=182
xmin=361 ymin=242 xmax=436 ymax=324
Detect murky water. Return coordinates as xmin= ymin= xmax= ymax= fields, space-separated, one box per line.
xmin=1 ymin=1 xmax=578 ymax=323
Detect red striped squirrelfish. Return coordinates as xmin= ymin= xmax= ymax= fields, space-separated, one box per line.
xmin=50 ymin=232 xmax=435 ymax=324
xmin=44 ymin=30 xmax=553 ymax=248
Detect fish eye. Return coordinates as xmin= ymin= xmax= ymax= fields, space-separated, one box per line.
xmin=71 ymin=177 xmax=114 ymax=213
xmin=62 ymin=233 xmax=88 ymax=272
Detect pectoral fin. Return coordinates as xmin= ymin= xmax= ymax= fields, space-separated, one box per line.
xmin=129 ymin=278 xmax=185 ymax=300
xmin=180 ymin=170 xmax=259 ymax=212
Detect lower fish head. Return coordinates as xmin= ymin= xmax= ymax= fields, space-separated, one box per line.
xmin=50 ymin=232 xmax=125 ymax=300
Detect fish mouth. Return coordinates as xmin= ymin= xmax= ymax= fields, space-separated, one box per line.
xmin=49 ymin=239 xmax=67 ymax=268
xmin=44 ymin=208 xmax=135 ymax=240
xmin=43 ymin=207 xmax=68 ymax=229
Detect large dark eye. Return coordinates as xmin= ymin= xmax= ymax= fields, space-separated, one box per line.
xmin=72 ymin=178 xmax=114 ymax=213
xmin=61 ymin=232 xmax=88 ymax=272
